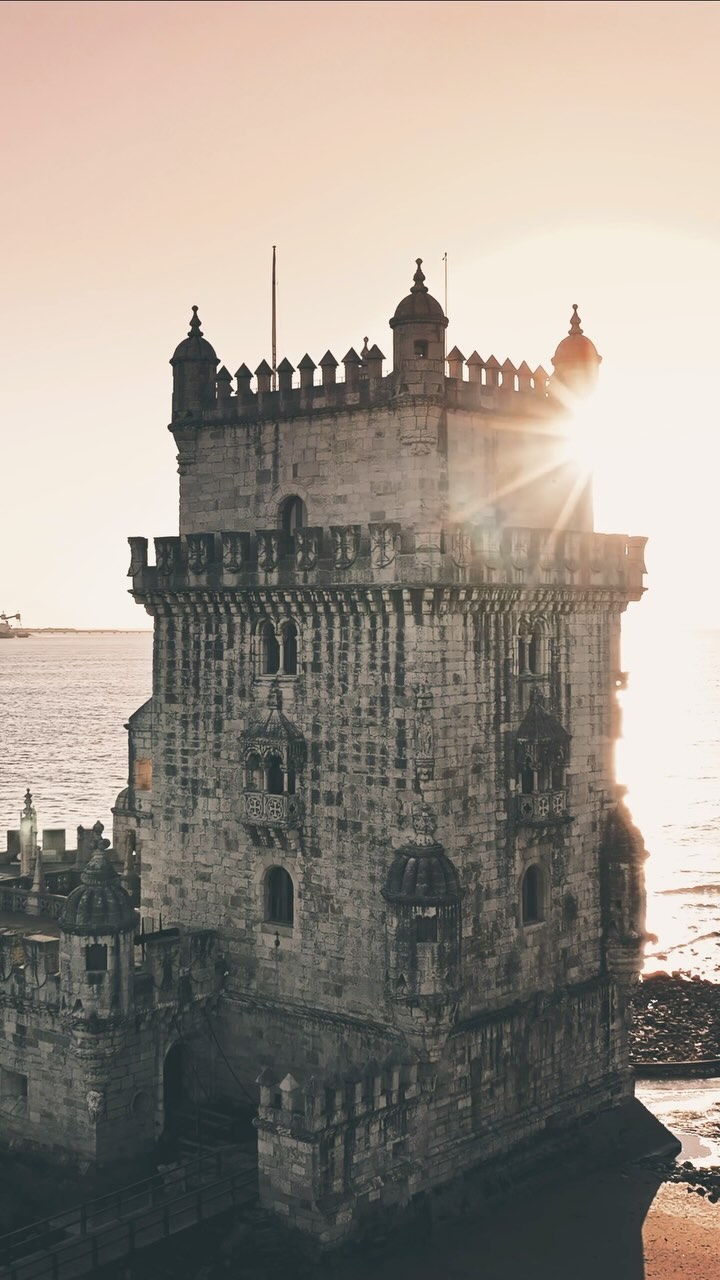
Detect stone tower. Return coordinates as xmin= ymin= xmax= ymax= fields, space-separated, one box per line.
xmin=123 ymin=261 xmax=657 ymax=1244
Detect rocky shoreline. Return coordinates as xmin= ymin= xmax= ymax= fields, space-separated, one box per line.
xmin=630 ymin=972 xmax=720 ymax=1065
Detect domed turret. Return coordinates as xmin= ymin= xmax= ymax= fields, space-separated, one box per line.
xmin=384 ymin=844 xmax=460 ymax=904
xmin=170 ymin=306 xmax=219 ymax=416
xmin=60 ymin=850 xmax=137 ymax=936
xmin=60 ymin=836 xmax=137 ymax=1022
xmin=382 ymin=806 xmax=462 ymax=1037
xmin=389 ymin=258 xmax=448 ymax=379
xmin=551 ymin=304 xmax=602 ymax=395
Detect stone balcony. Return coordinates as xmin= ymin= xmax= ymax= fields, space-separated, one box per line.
xmin=242 ymin=792 xmax=304 ymax=829
xmin=128 ymin=525 xmax=647 ymax=599
xmin=516 ymin=790 xmax=570 ymax=825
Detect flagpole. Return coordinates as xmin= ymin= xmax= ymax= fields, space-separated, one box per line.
xmin=443 ymin=251 xmax=448 ymax=362
xmin=271 ymin=245 xmax=277 ymax=391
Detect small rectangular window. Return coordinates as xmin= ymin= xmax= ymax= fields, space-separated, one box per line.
xmin=85 ymin=943 xmax=108 ymax=972
xmin=415 ymin=914 xmax=438 ymax=943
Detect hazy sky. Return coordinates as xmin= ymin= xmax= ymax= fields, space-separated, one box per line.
xmin=2 ymin=0 xmax=720 ymax=628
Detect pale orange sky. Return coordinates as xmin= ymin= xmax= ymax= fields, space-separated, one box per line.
xmin=1 ymin=0 xmax=720 ymax=627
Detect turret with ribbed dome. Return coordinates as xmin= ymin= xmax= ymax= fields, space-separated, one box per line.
xmin=60 ymin=832 xmax=137 ymax=1022
xmin=551 ymin=303 xmax=602 ymax=395
xmin=60 ymin=849 xmax=137 ymax=936
xmin=170 ymin=305 xmax=219 ymax=416
xmin=389 ymin=258 xmax=448 ymax=381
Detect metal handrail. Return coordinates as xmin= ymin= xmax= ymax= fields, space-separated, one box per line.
xmin=0 ymin=1166 xmax=257 ymax=1279
xmin=0 ymin=1145 xmax=250 ymax=1261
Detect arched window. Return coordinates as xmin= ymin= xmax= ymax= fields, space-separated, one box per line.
xmin=266 ymin=867 xmax=294 ymax=926
xmin=521 ymin=865 xmax=544 ymax=925
xmin=521 ymin=757 xmax=535 ymax=795
xmin=85 ymin=943 xmax=108 ymax=972
xmin=281 ymin=620 xmax=298 ymax=675
xmin=245 ymin=752 xmax=263 ymax=791
xmin=278 ymin=495 xmax=306 ymax=538
xmin=267 ymin=755 xmax=284 ymax=796
xmin=414 ymin=339 xmax=428 ymax=359
xmin=260 ymin=620 xmax=280 ymax=675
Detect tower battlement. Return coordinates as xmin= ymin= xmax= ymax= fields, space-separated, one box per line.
xmin=128 ymin=525 xmax=646 ymax=598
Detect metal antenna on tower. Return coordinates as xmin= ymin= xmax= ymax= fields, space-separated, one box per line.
xmin=271 ymin=245 xmax=277 ymax=391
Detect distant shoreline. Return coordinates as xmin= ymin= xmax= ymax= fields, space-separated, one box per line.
xmin=23 ymin=629 xmax=152 ymax=635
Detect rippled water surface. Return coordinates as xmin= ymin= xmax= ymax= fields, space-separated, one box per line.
xmin=0 ymin=633 xmax=152 ymax=840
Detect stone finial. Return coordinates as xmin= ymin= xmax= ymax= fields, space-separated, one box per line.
xmin=343 ymin=348 xmax=362 ymax=388
xmin=319 ymin=350 xmax=338 ymax=387
xmin=90 ymin=821 xmax=111 ymax=854
xmin=216 ymin=365 xmax=232 ymax=404
xmin=568 ymin=303 xmax=583 ymax=335
xmin=32 ymin=845 xmax=45 ymax=894
xmin=235 ymin=364 xmax=253 ymax=397
xmin=297 ymin=353 xmax=316 ymax=390
xmin=277 ymin=357 xmax=294 ymax=392
xmin=446 ymin=346 xmax=465 ymax=380
xmin=188 ymin=305 xmax=202 ymax=337
xmin=485 ymin=354 xmax=501 ymax=387
xmin=363 ymin=343 xmax=384 ymax=380
xmin=411 ymin=802 xmax=437 ymax=846
xmin=22 ymin=788 xmax=34 ymax=819
xmin=255 ymin=359 xmax=273 ymax=394
xmin=411 ymin=258 xmax=428 ymax=294
xmin=361 ymin=337 xmax=370 ymax=359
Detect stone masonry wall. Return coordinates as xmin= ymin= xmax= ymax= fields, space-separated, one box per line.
xmin=136 ymin=584 xmax=626 ymax=1090
xmin=176 ymin=402 xmax=448 ymax=537
xmin=254 ymin=976 xmax=627 ymax=1245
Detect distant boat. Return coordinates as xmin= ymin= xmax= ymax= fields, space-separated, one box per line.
xmin=0 ymin=612 xmax=30 ymax=638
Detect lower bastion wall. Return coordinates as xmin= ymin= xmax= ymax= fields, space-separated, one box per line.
xmin=222 ymin=976 xmax=628 ymax=1245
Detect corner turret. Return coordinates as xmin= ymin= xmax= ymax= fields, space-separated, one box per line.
xmin=389 ymin=258 xmax=448 ymax=388
xmin=59 ymin=829 xmax=137 ymax=1022
xmin=170 ymin=306 xmax=219 ymax=417
xmin=550 ymin=304 xmax=602 ymax=396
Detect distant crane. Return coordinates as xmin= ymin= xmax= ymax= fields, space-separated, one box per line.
xmin=0 ymin=612 xmax=30 ymax=637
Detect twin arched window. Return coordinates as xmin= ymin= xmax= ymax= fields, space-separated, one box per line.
xmin=245 ymin=751 xmax=296 ymax=796
xmin=258 ymin=619 xmax=298 ymax=676
xmin=266 ymin=866 xmax=294 ymax=926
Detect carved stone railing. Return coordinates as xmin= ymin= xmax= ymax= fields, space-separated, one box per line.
xmin=517 ymin=790 xmax=569 ymax=825
xmin=0 ymin=887 xmax=66 ymax=920
xmin=241 ymin=792 xmax=304 ymax=829
xmin=128 ymin=526 xmax=647 ymax=597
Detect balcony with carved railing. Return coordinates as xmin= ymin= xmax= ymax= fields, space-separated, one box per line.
xmin=241 ymin=791 xmax=304 ymax=829
xmin=0 ymin=886 xmax=66 ymax=922
xmin=516 ymin=790 xmax=570 ymax=826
